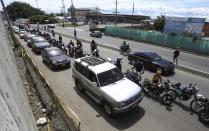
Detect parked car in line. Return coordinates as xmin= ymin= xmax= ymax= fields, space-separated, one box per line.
xmin=12 ymin=26 xmax=19 ymax=34
xmin=72 ymin=56 xmax=143 ymax=116
xmin=41 ymin=47 xmax=71 ymax=70
xmin=31 ymin=36 xmax=50 ymax=54
xmin=90 ymin=31 xmax=102 ymax=38
xmin=22 ymin=32 xmax=29 ymax=40
xmin=19 ymin=30 xmax=27 ymax=39
xmin=128 ymin=51 xmax=174 ymax=75
xmin=26 ymin=34 xmax=36 ymax=47
xmin=47 ymin=24 xmax=55 ymax=28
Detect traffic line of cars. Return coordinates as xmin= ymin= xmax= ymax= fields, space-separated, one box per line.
xmin=13 ymin=26 xmax=71 ymax=70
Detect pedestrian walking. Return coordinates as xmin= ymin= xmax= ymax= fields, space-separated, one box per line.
xmin=173 ymin=47 xmax=180 ymax=65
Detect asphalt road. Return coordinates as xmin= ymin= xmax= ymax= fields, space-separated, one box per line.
xmin=16 ymin=33 xmax=209 ymax=131
xmin=49 ymin=25 xmax=209 ymax=74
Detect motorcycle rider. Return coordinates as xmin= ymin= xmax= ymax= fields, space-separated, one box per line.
xmin=76 ymin=40 xmax=82 ymax=48
xmin=133 ymin=60 xmax=144 ymax=73
xmin=121 ymin=41 xmax=129 ymax=52
xmin=115 ymin=57 xmax=122 ymax=71
xmin=68 ymin=40 xmax=75 ymax=56
xmin=152 ymin=69 xmax=163 ymax=85
xmin=92 ymin=46 xmax=99 ymax=57
xmin=59 ymin=34 xmax=62 ymax=43
xmin=51 ymin=29 xmax=55 ymax=37
xmin=91 ymin=39 xmax=97 ymax=53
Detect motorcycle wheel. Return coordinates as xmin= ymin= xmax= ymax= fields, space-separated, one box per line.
xmin=168 ymin=89 xmax=177 ymax=101
xmin=161 ymin=93 xmax=173 ymax=106
xmin=198 ymin=109 xmax=209 ymax=123
xmin=190 ymin=100 xmax=204 ymax=113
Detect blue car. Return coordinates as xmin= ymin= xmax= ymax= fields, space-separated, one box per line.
xmin=128 ymin=51 xmax=175 ymax=75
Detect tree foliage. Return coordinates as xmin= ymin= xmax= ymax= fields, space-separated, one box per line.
xmin=153 ymin=16 xmax=165 ymax=31
xmin=6 ymin=1 xmax=45 ymax=20
xmin=29 ymin=15 xmax=58 ymax=24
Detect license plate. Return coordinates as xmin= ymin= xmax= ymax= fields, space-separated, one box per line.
xmin=61 ymin=64 xmax=66 ymax=67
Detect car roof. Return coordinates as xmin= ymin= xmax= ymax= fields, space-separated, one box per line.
xmin=142 ymin=52 xmax=158 ymax=56
xmin=45 ymin=47 xmax=60 ymax=51
xmin=133 ymin=51 xmax=158 ymax=56
xmin=75 ymin=56 xmax=116 ymax=74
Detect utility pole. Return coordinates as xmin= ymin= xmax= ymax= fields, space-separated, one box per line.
xmin=114 ymin=0 xmax=118 ymax=26
xmin=70 ymin=0 xmax=77 ymax=39
xmin=132 ymin=2 xmax=135 ymax=28
xmin=35 ymin=0 xmax=39 ymax=9
xmin=95 ymin=6 xmax=100 ymax=24
xmin=61 ymin=0 xmax=66 ymax=27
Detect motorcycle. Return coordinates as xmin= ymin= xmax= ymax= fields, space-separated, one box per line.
xmin=69 ymin=46 xmax=75 ymax=57
xmin=124 ymin=68 xmax=143 ymax=85
xmin=198 ymin=99 xmax=209 ymax=123
xmin=142 ymin=79 xmax=173 ymax=105
xmin=164 ymin=80 xmax=204 ymax=112
xmin=75 ymin=47 xmax=84 ymax=58
xmin=61 ymin=44 xmax=68 ymax=55
xmin=190 ymin=94 xmax=208 ymax=113
xmin=167 ymin=82 xmax=199 ymax=101
xmin=119 ymin=43 xmax=131 ymax=55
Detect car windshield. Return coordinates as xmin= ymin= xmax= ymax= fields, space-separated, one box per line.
xmin=34 ymin=37 xmax=46 ymax=43
xmin=97 ymin=68 xmax=124 ymax=87
xmin=149 ymin=53 xmax=161 ymax=61
xmin=48 ymin=49 xmax=64 ymax=57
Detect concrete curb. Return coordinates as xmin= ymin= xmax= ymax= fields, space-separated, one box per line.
xmin=15 ymin=36 xmax=81 ymax=131
xmin=52 ymin=30 xmax=209 ymax=79
xmin=176 ymin=65 xmax=209 ymax=79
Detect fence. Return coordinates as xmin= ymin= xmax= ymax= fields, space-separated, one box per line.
xmin=105 ymin=26 xmax=209 ymax=56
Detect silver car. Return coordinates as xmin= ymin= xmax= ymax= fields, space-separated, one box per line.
xmin=72 ymin=56 xmax=143 ymax=116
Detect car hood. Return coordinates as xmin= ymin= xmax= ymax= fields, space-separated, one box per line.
xmin=50 ymin=55 xmax=68 ymax=61
xmin=154 ymin=58 xmax=173 ymax=68
xmin=101 ymin=78 xmax=141 ymax=102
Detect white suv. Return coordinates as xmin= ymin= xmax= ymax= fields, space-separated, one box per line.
xmin=72 ymin=56 xmax=143 ymax=116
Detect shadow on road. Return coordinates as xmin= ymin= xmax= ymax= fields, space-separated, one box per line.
xmin=74 ymin=86 xmax=145 ymax=130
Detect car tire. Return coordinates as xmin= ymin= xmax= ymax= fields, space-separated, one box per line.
xmin=49 ymin=63 xmax=54 ymax=70
xmin=103 ymin=102 xmax=114 ymax=117
xmin=75 ymin=79 xmax=84 ymax=92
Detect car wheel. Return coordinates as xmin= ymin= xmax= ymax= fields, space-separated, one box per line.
xmin=103 ymin=102 xmax=114 ymax=116
xmin=49 ymin=63 xmax=54 ymax=70
xmin=75 ymin=79 xmax=84 ymax=92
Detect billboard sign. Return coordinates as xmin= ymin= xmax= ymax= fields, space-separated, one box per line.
xmin=164 ymin=17 xmax=206 ymax=35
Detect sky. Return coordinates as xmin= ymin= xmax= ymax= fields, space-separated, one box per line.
xmin=1 ymin=0 xmax=209 ymax=19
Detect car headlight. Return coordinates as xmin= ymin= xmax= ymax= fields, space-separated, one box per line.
xmin=52 ymin=61 xmax=57 ymax=64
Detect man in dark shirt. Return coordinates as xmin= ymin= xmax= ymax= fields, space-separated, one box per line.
xmin=173 ymin=47 xmax=180 ymax=65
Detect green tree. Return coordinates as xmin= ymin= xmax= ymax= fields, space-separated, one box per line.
xmin=6 ymin=1 xmax=45 ymax=20
xmin=153 ymin=16 xmax=165 ymax=31
xmin=29 ymin=15 xmax=58 ymax=24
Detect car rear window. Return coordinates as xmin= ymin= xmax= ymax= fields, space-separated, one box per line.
xmin=48 ymin=49 xmax=63 ymax=56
